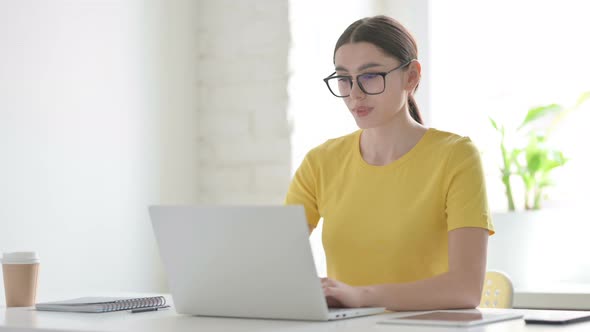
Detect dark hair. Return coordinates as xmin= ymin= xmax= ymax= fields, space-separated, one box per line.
xmin=334 ymin=16 xmax=423 ymax=124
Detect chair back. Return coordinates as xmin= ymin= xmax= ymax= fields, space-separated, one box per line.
xmin=479 ymin=270 xmax=514 ymax=308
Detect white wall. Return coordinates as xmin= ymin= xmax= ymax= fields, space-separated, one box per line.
xmin=0 ymin=0 xmax=291 ymax=303
xmin=157 ymin=1 xmax=200 ymax=205
xmin=0 ymin=0 xmax=200 ymax=301
xmin=196 ymin=0 xmax=291 ymax=205
xmin=377 ymin=0 xmax=431 ymax=125
xmin=429 ymin=0 xmax=590 ymax=212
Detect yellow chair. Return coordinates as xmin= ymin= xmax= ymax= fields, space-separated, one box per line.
xmin=479 ymin=271 xmax=514 ymax=308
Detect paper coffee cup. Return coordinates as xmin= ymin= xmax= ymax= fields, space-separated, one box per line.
xmin=2 ymin=252 xmax=40 ymax=307
xmin=1 ymin=252 xmax=40 ymax=265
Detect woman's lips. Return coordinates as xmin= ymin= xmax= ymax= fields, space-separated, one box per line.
xmin=353 ymin=106 xmax=373 ymax=117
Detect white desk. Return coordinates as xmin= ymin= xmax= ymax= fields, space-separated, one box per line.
xmin=2 ymin=305 xmax=590 ymax=332
xmin=515 ymin=283 xmax=590 ymax=310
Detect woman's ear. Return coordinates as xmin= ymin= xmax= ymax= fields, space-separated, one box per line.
xmin=404 ymin=60 xmax=421 ymax=91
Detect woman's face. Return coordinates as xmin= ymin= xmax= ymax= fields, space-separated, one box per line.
xmin=333 ymin=42 xmax=416 ymax=129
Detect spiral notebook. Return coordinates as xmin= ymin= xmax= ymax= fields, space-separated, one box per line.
xmin=36 ymin=296 xmax=166 ymax=313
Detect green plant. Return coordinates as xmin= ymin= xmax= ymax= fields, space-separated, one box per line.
xmin=490 ymin=91 xmax=590 ymax=211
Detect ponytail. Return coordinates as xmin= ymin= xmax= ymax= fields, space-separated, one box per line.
xmin=408 ymin=94 xmax=423 ymax=125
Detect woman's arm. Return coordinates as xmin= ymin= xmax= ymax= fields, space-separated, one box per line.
xmin=322 ymin=227 xmax=488 ymax=311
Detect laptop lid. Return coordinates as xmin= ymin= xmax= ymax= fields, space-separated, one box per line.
xmin=149 ymin=205 xmax=333 ymax=320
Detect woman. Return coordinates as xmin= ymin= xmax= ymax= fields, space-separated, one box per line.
xmin=285 ymin=15 xmax=494 ymax=311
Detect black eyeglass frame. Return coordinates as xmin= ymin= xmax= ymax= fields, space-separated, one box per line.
xmin=322 ymin=60 xmax=413 ymax=98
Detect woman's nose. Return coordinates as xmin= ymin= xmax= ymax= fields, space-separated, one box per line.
xmin=349 ymin=80 xmax=366 ymax=99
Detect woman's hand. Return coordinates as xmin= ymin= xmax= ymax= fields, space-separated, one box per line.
xmin=321 ymin=277 xmax=367 ymax=308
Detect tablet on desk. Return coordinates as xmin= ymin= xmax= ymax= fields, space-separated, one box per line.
xmin=378 ymin=310 xmax=523 ymax=328
xmin=523 ymin=310 xmax=590 ymax=325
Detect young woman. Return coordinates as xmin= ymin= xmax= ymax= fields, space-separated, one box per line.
xmin=285 ymin=16 xmax=494 ymax=311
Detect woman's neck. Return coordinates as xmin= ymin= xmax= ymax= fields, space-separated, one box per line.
xmin=359 ymin=112 xmax=428 ymax=166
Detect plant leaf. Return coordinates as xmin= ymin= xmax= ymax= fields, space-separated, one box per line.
xmin=489 ymin=117 xmax=499 ymax=131
xmin=575 ymin=91 xmax=590 ymax=108
xmin=541 ymin=151 xmax=568 ymax=172
xmin=526 ymin=152 xmax=543 ymax=173
xmin=518 ymin=104 xmax=563 ymax=130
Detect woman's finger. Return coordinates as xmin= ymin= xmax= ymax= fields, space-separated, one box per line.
xmin=321 ymin=277 xmax=336 ymax=287
xmin=326 ymin=297 xmax=342 ymax=308
xmin=323 ymin=286 xmax=342 ymax=298
xmin=324 ymin=287 xmax=344 ymax=308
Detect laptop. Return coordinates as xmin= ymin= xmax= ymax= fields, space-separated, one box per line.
xmin=149 ymin=205 xmax=386 ymax=321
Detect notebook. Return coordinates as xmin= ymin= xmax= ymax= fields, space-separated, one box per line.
xmin=149 ymin=205 xmax=386 ymax=321
xmin=35 ymin=296 xmax=166 ymax=313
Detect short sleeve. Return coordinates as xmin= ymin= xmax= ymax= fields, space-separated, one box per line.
xmin=444 ymin=138 xmax=494 ymax=235
xmin=284 ymin=152 xmax=321 ymax=230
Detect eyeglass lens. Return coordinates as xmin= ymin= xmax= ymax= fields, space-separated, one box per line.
xmin=328 ymin=73 xmax=385 ymax=97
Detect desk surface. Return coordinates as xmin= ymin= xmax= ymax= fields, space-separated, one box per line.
xmin=514 ymin=283 xmax=590 ymax=310
xmin=2 ymin=305 xmax=590 ymax=332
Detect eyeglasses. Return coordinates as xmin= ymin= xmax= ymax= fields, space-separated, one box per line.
xmin=323 ymin=61 xmax=412 ymax=98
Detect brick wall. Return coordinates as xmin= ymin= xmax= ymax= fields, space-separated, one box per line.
xmin=195 ymin=1 xmax=291 ymax=204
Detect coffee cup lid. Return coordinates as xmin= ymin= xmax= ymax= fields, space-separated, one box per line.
xmin=1 ymin=252 xmax=40 ymax=264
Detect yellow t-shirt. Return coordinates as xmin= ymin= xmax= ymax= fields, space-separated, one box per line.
xmin=285 ymin=128 xmax=493 ymax=286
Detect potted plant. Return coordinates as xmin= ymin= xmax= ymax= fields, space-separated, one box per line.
xmin=489 ymin=91 xmax=590 ymax=211
xmin=486 ymin=92 xmax=589 ymax=287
